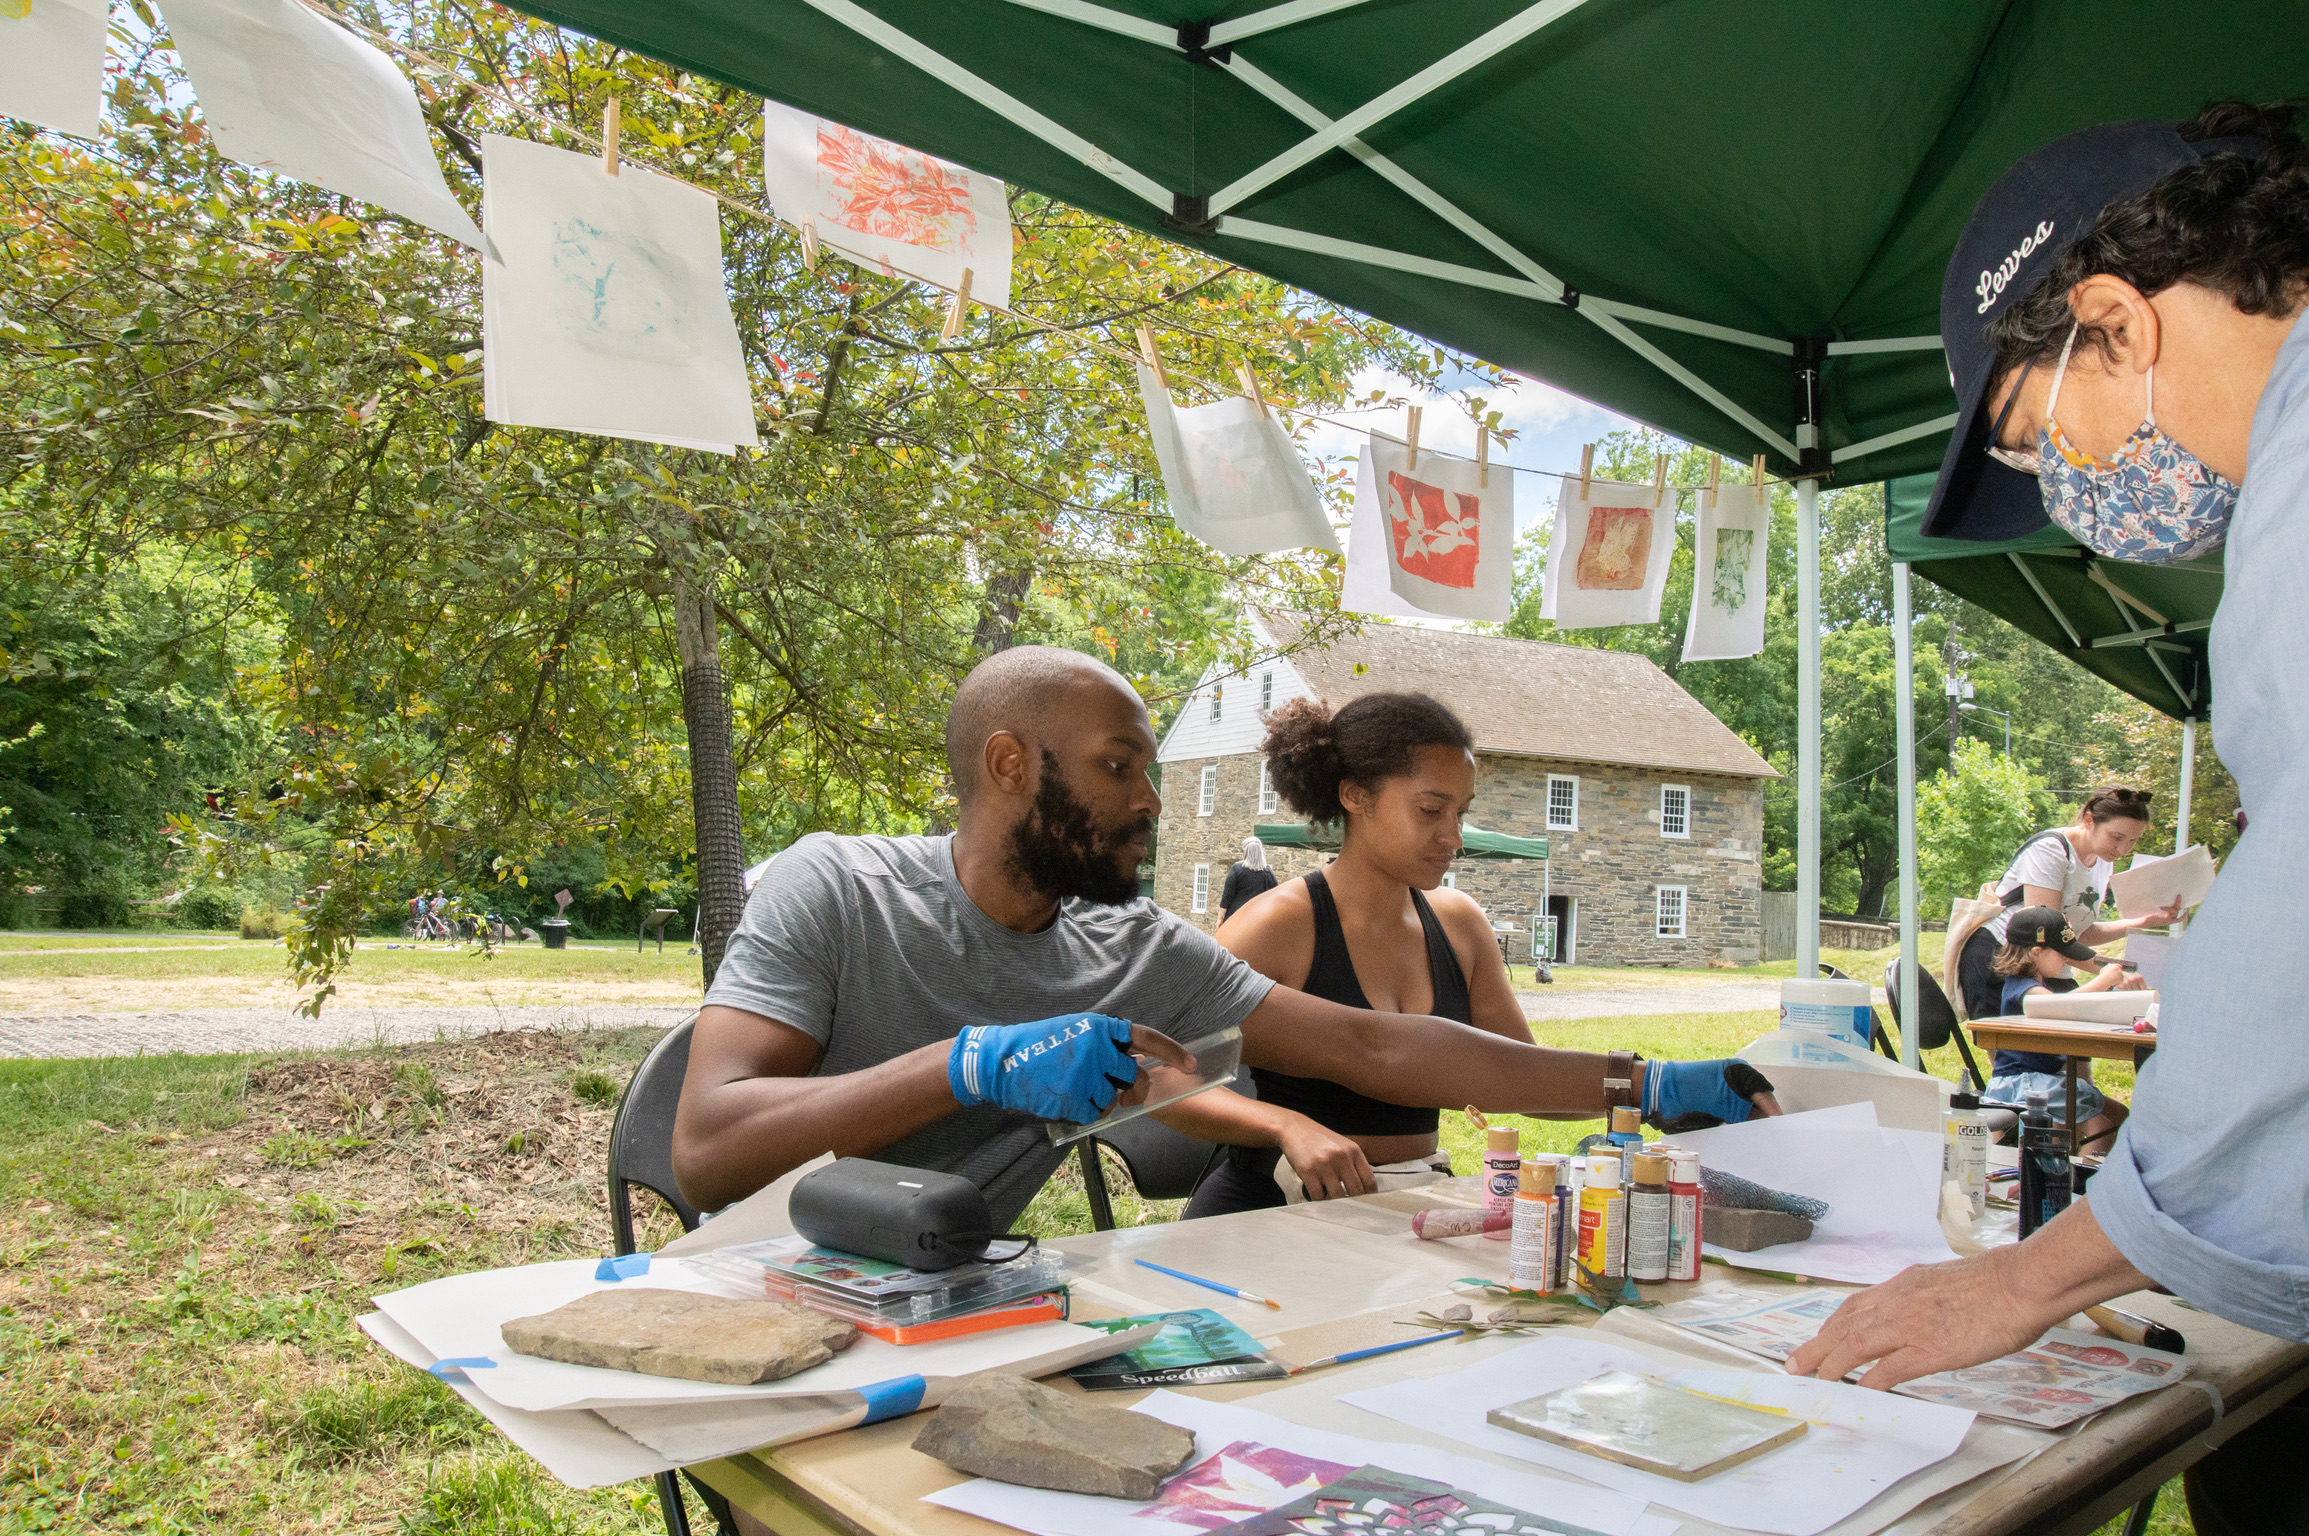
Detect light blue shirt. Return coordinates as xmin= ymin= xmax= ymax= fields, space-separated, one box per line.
xmin=2089 ymin=311 xmax=2309 ymax=1342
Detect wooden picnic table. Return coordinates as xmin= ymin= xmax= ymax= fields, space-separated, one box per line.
xmin=686 ymin=1176 xmax=2307 ymax=1536
xmin=1967 ymin=1016 xmax=2156 ymax=1155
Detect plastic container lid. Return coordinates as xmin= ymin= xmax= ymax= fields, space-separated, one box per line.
xmin=1486 ymin=1125 xmax=1521 ymax=1154
xmin=1780 ymin=976 xmax=1872 ymax=1003
xmin=1586 ymin=1154 xmax=1622 ymax=1185
xmin=1668 ymin=1152 xmax=1701 ymax=1180
xmin=1632 ymin=1154 xmax=1669 ymax=1184
xmin=1610 ymin=1106 xmax=1642 ymax=1134
xmin=1518 ymin=1161 xmax=1549 ymax=1195
xmin=1950 ymin=1091 xmax=1981 ymax=1110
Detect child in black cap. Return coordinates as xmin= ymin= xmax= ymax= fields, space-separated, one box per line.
xmin=1983 ymin=905 xmax=2147 ymax=1152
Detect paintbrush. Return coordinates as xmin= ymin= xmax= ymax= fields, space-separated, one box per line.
xmin=1287 ymin=1328 xmax=1465 ymax=1376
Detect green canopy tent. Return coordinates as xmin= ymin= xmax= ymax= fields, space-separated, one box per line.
xmin=1254 ymin=820 xmax=1548 ymax=860
xmin=493 ymin=0 xmax=2302 ymax=1059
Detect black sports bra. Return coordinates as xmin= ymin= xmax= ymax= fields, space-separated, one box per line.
xmin=1250 ymin=869 xmax=1472 ymax=1136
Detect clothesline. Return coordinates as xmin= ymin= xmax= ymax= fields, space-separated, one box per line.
xmin=288 ymin=0 xmax=1803 ymax=497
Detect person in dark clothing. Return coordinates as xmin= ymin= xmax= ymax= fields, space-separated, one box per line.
xmin=1171 ymin=691 xmax=1779 ymax=1217
xmin=1218 ymin=836 xmax=1278 ymax=922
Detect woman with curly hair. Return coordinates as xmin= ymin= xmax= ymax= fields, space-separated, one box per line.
xmin=1167 ymin=690 xmax=1778 ymax=1218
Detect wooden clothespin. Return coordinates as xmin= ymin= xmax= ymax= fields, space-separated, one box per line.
xmin=602 ymin=97 xmax=621 ymax=177
xmin=1752 ymin=453 xmax=1769 ymax=500
xmin=1578 ymin=443 xmax=1594 ymax=498
xmin=1651 ymin=451 xmax=1669 ymax=507
xmin=1234 ymin=362 xmax=1268 ymax=418
xmin=1135 ymin=323 xmax=1169 ymax=390
xmin=941 ymin=268 xmax=973 ymax=343
xmin=1476 ymin=426 xmax=1490 ymax=488
xmin=1708 ymin=454 xmax=1723 ymax=495
xmin=798 ymin=221 xmax=819 ymax=271
xmin=1406 ymin=405 xmax=1423 ymax=471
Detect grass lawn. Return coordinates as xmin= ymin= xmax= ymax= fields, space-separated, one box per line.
xmin=0 ymin=965 xmax=2175 ymax=1533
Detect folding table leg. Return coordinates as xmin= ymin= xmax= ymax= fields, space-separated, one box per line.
xmin=2064 ymin=1059 xmax=2079 ymax=1156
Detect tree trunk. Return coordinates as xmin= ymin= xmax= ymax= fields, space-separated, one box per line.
xmin=675 ymin=573 xmax=746 ymax=990
xmin=972 ymin=565 xmax=1032 ymax=654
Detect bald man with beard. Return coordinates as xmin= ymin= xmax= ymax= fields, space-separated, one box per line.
xmin=673 ymin=646 xmax=1776 ymax=1223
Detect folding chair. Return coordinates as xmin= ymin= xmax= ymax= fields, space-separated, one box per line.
xmin=1076 ymin=1080 xmax=1245 ymax=1231
xmin=1878 ymin=956 xmax=1996 ymax=1094
xmin=606 ymin=1015 xmax=739 ymax=1536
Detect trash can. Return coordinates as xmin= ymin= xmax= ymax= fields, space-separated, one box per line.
xmin=540 ymin=918 xmax=569 ymax=950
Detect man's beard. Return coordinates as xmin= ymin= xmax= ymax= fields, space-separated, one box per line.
xmin=1005 ymin=752 xmax=1151 ymax=907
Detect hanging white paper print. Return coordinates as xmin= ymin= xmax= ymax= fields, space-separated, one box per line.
xmin=1352 ymin=433 xmax=1514 ymax=622
xmin=1135 ymin=366 xmax=1336 ymax=558
xmin=1681 ymin=480 xmax=1770 ymax=661
xmin=480 ymin=134 xmax=759 ymax=454
xmin=1340 ymin=450 xmax=1434 ymax=620
xmin=761 ymin=100 xmax=1011 ymax=310
xmin=1540 ymin=477 xmax=1676 ymax=630
xmin=0 ymin=0 xmax=108 ymax=141
xmin=160 ymin=0 xmax=482 ymax=248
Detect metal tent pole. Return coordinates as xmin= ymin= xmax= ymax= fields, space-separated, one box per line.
xmin=1797 ymin=476 xmax=1822 ymax=979
xmin=2175 ymin=716 xmax=2197 ymax=854
xmin=1892 ymin=561 xmax=1921 ymax=1069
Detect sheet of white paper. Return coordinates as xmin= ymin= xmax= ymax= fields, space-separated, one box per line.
xmin=654 ymin=1151 xmax=829 ymax=1257
xmin=375 ymin=1256 xmax=1139 ymax=1412
xmin=481 ymin=134 xmax=757 ymax=453
xmin=1341 ymin=451 xmax=1437 ymax=618
xmin=1665 ymin=1103 xmax=1959 ymax=1284
xmin=2111 ymin=844 xmax=2216 ymax=918
xmin=161 ymin=0 xmax=481 ymax=247
xmin=925 ymin=1389 xmax=1655 ymax=1536
xmin=1 ymin=0 xmax=108 ymax=140
xmin=1682 ymin=481 xmax=1770 ymax=661
xmin=357 ymin=1311 xmax=678 ymax=1488
xmin=1340 ymin=1335 xmax=1973 ymax=1536
xmin=1541 ymin=479 xmax=1676 ymax=630
xmin=1136 ymin=364 xmax=1337 ymax=557
xmin=1752 ymin=1063 xmax=1947 ymax=1135
xmin=1357 ymin=435 xmax=1513 ymax=621
xmin=2122 ymin=931 xmax=2175 ymax=993
xmin=761 ymin=99 xmax=1010 ymax=309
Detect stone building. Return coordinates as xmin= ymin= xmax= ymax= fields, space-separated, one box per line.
xmin=1152 ymin=613 xmax=1777 ymax=965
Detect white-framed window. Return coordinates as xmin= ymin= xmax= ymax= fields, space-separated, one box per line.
xmin=1257 ymin=762 xmax=1276 ymax=814
xmin=1210 ymin=684 xmax=1223 ymax=722
xmin=1260 ymin=670 xmax=1274 ymax=711
xmin=1545 ymin=774 xmax=1579 ymax=831
xmin=1660 ymin=784 xmax=1691 ymax=839
xmin=1440 ymin=871 xmax=1457 ymax=889
xmin=1191 ymin=864 xmax=1210 ymax=913
xmin=1197 ymin=763 xmax=1217 ymax=816
xmin=1656 ymin=885 xmax=1687 ymax=939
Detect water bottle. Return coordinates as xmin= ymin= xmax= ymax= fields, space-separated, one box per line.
xmin=2017 ymin=1091 xmax=2072 ymax=1239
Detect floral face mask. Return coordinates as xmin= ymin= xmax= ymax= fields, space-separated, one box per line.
xmin=2032 ymin=323 xmax=2238 ymax=563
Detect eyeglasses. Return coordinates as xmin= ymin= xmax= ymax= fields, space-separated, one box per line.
xmin=1982 ymin=360 xmax=2045 ymax=477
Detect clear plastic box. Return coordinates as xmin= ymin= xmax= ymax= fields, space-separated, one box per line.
xmin=1045 ymin=1023 xmax=1242 ymax=1145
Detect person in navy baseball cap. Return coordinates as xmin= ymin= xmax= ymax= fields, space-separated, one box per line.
xmin=1923 ymin=115 xmax=2267 ymax=547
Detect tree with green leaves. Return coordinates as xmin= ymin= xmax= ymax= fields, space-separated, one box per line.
xmin=1916 ymin=738 xmax=2050 ymax=919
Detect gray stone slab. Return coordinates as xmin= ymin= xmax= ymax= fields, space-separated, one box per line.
xmin=913 ymin=1374 xmax=1198 ymax=1499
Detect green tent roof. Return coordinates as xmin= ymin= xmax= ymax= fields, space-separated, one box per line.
xmin=1256 ymin=821 xmax=1547 ymax=860
xmin=500 ymin=0 xmax=2309 ymax=484
xmin=1886 ymin=475 xmax=2217 ymax=721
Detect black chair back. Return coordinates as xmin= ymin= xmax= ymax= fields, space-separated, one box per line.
xmin=608 ymin=1014 xmax=705 ymax=1254
xmin=1076 ymin=1073 xmax=1252 ymax=1230
xmin=1882 ymin=958 xmax=1990 ymax=1092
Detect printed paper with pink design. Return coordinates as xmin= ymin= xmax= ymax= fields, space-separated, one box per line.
xmin=1134 ymin=1443 xmax=1356 ymax=1531
xmin=1540 ymin=478 xmax=1676 ymax=631
xmin=762 ymin=100 xmax=1012 ymax=310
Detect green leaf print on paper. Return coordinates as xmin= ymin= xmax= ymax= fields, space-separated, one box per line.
xmin=1711 ymin=527 xmax=1754 ymax=615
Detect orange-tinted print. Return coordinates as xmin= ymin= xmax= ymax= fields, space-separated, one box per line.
xmin=1384 ymin=471 xmax=1481 ymax=589
xmin=1575 ymin=505 xmax=1652 ymax=589
xmin=815 ymin=123 xmax=978 ymax=250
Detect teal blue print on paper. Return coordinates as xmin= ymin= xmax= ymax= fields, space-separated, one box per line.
xmin=548 ymin=216 xmax=698 ymax=364
xmin=1710 ymin=527 xmax=1754 ymax=615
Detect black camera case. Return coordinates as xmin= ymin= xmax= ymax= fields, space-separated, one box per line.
xmin=788 ymin=1158 xmax=1000 ymax=1271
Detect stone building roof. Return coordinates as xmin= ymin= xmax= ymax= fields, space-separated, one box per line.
xmin=1260 ymin=612 xmax=1777 ymax=780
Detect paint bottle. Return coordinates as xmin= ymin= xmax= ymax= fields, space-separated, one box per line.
xmin=1943 ymin=1091 xmax=1989 ymax=1219
xmin=1608 ymin=1106 xmax=1644 ymax=1185
xmin=2016 ymin=1091 xmax=2072 ymax=1239
xmin=1626 ymin=1154 xmax=1671 ymax=1283
xmin=1576 ymin=1153 xmax=1626 ymax=1285
xmin=1549 ymin=1153 xmax=1578 ymax=1290
xmin=1666 ymin=1151 xmax=1704 ymax=1282
xmin=1510 ymin=1160 xmax=1559 ymax=1293
xmin=1483 ymin=1125 xmax=1522 ymax=1240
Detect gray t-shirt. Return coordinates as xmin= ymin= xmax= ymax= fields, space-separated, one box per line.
xmin=703 ymin=833 xmax=1276 ymax=1227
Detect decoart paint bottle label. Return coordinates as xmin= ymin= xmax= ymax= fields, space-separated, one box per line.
xmin=1483 ymin=1125 xmax=1521 ymax=1241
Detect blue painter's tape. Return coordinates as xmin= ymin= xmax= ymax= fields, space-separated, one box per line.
xmin=857 ymin=1375 xmax=926 ymax=1424
xmin=595 ymin=1252 xmax=652 ymax=1282
xmin=429 ymin=1356 xmax=497 ymax=1378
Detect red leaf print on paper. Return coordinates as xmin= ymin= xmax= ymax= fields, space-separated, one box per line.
xmin=814 ymin=123 xmax=978 ymax=252
xmin=1384 ymin=472 xmax=1481 ymax=589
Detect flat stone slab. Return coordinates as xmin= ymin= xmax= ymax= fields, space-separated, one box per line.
xmin=1706 ymin=1207 xmax=1816 ymax=1252
xmin=502 ymin=1289 xmax=857 ymax=1384
xmin=913 ymin=1373 xmax=1198 ymax=1499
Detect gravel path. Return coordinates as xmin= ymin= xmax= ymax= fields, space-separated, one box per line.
xmin=0 ymin=1003 xmax=698 ymax=1059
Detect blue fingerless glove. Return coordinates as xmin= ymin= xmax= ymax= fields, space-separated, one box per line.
xmin=949 ymin=1013 xmax=1139 ymax=1124
xmin=1645 ymin=1058 xmax=1775 ymax=1129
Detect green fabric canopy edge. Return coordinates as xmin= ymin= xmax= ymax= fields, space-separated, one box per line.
xmin=1255 ymin=821 xmax=1548 ymax=860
